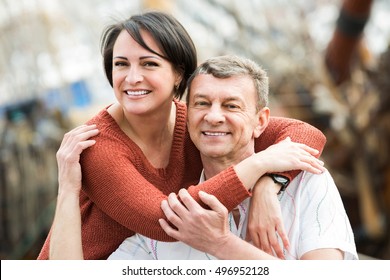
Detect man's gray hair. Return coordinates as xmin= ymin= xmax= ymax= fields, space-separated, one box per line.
xmin=187 ymin=55 xmax=269 ymax=110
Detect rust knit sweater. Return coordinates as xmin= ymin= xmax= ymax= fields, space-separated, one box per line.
xmin=38 ymin=100 xmax=326 ymax=260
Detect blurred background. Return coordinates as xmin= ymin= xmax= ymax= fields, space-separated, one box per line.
xmin=0 ymin=0 xmax=389 ymax=260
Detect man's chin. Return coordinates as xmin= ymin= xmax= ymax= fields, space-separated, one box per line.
xmin=200 ymin=149 xmax=228 ymax=159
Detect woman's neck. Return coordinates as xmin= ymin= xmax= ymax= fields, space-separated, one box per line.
xmin=108 ymin=101 xmax=176 ymax=168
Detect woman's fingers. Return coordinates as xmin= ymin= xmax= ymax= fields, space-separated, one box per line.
xmin=57 ymin=124 xmax=99 ymax=162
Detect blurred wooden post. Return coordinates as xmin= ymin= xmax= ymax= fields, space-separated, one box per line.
xmin=325 ymin=0 xmax=373 ymax=85
xmin=143 ymin=0 xmax=174 ymax=11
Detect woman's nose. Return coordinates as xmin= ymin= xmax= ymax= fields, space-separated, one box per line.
xmin=125 ymin=66 xmax=143 ymax=84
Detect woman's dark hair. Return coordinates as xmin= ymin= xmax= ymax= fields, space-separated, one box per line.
xmin=100 ymin=11 xmax=197 ymax=99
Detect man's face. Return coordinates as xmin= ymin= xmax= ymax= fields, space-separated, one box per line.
xmin=187 ymin=73 xmax=262 ymax=163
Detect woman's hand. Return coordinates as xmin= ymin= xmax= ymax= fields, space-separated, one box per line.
xmin=56 ymin=124 xmax=99 ymax=195
xmin=256 ymin=137 xmax=325 ymax=175
xmin=50 ymin=124 xmax=99 ymax=260
xmin=246 ymin=176 xmax=289 ymax=259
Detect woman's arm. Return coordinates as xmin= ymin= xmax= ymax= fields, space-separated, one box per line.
xmin=255 ymin=116 xmax=327 ymax=180
xmin=246 ymin=176 xmax=288 ymax=258
xmin=81 ymin=131 xmax=324 ymax=242
xmin=49 ymin=124 xmax=99 ymax=259
xmin=79 ymin=106 xmax=325 ymax=242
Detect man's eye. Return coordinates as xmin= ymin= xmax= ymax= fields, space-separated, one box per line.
xmin=194 ymin=101 xmax=208 ymax=106
xmin=226 ymin=104 xmax=239 ymax=109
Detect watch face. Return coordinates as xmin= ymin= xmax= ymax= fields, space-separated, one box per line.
xmin=276 ymin=176 xmax=289 ymax=184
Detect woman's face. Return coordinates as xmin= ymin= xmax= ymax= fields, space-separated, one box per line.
xmin=112 ymin=29 xmax=181 ymax=116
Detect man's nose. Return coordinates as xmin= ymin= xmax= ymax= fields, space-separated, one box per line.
xmin=204 ymin=106 xmax=225 ymax=124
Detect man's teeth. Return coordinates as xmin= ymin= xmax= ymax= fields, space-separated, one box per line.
xmin=203 ymin=132 xmax=228 ymax=136
xmin=126 ymin=90 xmax=149 ymax=96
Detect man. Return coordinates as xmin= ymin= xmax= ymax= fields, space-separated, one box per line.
xmin=107 ymin=55 xmax=357 ymax=260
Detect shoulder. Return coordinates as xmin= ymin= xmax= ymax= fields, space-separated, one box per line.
xmin=174 ymin=99 xmax=187 ymax=117
xmin=174 ymin=99 xmax=189 ymax=136
xmin=284 ymin=170 xmax=340 ymax=200
xmin=81 ymin=107 xmax=134 ymax=161
xmin=85 ymin=106 xmax=116 ymax=129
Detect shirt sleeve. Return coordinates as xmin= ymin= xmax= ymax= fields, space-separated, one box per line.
xmin=296 ymin=171 xmax=358 ymax=260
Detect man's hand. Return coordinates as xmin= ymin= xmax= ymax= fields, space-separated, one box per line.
xmin=246 ymin=176 xmax=289 ymax=259
xmin=158 ymin=189 xmax=230 ymax=256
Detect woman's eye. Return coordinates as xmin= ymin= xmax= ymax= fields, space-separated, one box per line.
xmin=114 ymin=61 xmax=127 ymax=67
xmin=144 ymin=61 xmax=158 ymax=67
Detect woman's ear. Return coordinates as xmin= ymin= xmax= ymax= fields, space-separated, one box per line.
xmin=254 ymin=107 xmax=270 ymax=138
xmin=175 ymin=68 xmax=184 ymax=88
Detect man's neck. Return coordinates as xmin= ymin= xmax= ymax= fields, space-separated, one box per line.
xmin=201 ymin=150 xmax=254 ymax=180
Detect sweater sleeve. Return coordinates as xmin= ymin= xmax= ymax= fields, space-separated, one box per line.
xmin=81 ymin=133 xmax=249 ymax=242
xmin=254 ymin=116 xmax=327 ymax=181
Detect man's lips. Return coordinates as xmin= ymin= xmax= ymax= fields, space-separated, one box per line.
xmin=202 ymin=131 xmax=230 ymax=136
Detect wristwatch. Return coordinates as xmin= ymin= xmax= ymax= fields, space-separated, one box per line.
xmin=266 ymin=174 xmax=290 ymax=194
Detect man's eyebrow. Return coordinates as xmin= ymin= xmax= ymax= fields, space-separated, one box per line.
xmin=192 ymin=93 xmax=207 ymax=99
xmin=224 ymin=96 xmax=242 ymax=101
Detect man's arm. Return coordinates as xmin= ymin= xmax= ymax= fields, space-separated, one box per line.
xmin=159 ymin=189 xmax=278 ymax=260
xmin=159 ymin=189 xmax=348 ymax=260
xmin=301 ymin=249 xmax=343 ymax=260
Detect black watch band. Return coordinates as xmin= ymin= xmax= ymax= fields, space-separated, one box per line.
xmin=266 ymin=174 xmax=290 ymax=194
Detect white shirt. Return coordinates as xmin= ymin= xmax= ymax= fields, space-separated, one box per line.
xmin=108 ymin=170 xmax=358 ymax=260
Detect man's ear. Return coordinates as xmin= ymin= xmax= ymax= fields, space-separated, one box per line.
xmin=254 ymin=107 xmax=270 ymax=138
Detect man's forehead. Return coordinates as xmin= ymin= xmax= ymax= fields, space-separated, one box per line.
xmin=188 ymin=73 xmax=259 ymax=106
xmin=192 ymin=92 xmax=244 ymax=102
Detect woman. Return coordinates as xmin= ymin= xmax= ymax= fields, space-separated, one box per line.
xmin=38 ymin=11 xmax=326 ymax=260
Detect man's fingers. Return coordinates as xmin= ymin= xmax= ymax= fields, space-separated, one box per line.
xmin=198 ymin=191 xmax=228 ymax=216
xmin=179 ymin=189 xmax=228 ymax=215
xmin=177 ymin=189 xmax=203 ymax=212
xmin=167 ymin=192 xmax=189 ymax=218
xmin=158 ymin=218 xmax=179 ymax=239
xmin=161 ymin=199 xmax=182 ymax=227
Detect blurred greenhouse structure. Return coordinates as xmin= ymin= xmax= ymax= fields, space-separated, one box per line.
xmin=1 ymin=0 xmax=389 ymax=259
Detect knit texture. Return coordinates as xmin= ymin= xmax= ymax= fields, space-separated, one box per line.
xmin=38 ymin=100 xmax=326 ymax=260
